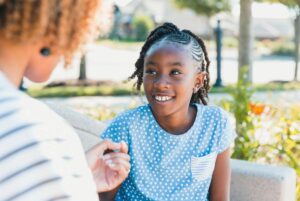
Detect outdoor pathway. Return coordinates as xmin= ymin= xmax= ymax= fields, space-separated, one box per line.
xmin=26 ymin=44 xmax=299 ymax=86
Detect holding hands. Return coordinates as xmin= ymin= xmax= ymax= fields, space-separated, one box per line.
xmin=86 ymin=140 xmax=131 ymax=192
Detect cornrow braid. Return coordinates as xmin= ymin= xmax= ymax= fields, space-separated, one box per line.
xmin=129 ymin=22 xmax=211 ymax=105
xmin=182 ymin=30 xmax=211 ymax=105
xmin=129 ymin=22 xmax=180 ymax=90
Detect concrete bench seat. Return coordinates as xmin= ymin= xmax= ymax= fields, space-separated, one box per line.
xmin=48 ymin=103 xmax=297 ymax=201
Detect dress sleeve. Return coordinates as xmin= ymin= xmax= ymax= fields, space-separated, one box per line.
xmin=217 ymin=109 xmax=237 ymax=154
xmin=100 ymin=113 xmax=129 ymax=144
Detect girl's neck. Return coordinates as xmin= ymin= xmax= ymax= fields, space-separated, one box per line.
xmin=0 ymin=40 xmax=30 ymax=87
xmin=154 ymin=105 xmax=197 ymax=135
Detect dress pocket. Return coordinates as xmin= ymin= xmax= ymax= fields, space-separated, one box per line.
xmin=191 ymin=152 xmax=217 ymax=181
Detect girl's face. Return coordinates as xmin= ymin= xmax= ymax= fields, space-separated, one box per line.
xmin=143 ymin=43 xmax=204 ymax=118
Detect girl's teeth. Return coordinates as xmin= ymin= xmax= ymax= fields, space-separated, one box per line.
xmin=155 ymin=96 xmax=171 ymax=102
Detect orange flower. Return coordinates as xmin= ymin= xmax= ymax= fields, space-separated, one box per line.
xmin=249 ymin=103 xmax=265 ymax=115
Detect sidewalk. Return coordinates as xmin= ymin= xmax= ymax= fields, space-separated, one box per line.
xmin=26 ymin=44 xmax=299 ymax=86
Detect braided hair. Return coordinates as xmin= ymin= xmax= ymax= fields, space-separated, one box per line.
xmin=129 ymin=22 xmax=210 ymax=105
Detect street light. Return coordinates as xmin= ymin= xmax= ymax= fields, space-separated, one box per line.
xmin=213 ymin=20 xmax=223 ymax=87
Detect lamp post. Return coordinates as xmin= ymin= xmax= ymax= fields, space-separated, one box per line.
xmin=213 ymin=20 xmax=223 ymax=87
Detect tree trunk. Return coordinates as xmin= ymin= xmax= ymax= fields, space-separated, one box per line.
xmin=238 ymin=0 xmax=253 ymax=83
xmin=294 ymin=13 xmax=300 ymax=81
xmin=79 ymin=54 xmax=87 ymax=80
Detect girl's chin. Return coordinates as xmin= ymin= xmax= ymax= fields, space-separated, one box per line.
xmin=150 ymin=104 xmax=174 ymax=117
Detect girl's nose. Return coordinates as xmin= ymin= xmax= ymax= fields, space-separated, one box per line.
xmin=154 ymin=75 xmax=170 ymax=89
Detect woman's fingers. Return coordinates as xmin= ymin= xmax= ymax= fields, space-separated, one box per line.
xmin=87 ymin=139 xmax=121 ymax=158
xmin=103 ymin=152 xmax=130 ymax=161
xmin=105 ymin=157 xmax=131 ymax=173
xmin=120 ymin=141 xmax=128 ymax=154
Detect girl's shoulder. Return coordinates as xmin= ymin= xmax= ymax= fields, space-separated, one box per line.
xmin=195 ymin=104 xmax=230 ymax=122
xmin=111 ymin=104 xmax=151 ymax=123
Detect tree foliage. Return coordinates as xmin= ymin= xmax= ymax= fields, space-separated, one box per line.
xmin=261 ymin=0 xmax=299 ymax=7
xmin=172 ymin=0 xmax=231 ymax=16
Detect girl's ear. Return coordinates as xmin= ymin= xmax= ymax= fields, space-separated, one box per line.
xmin=194 ymin=72 xmax=207 ymax=90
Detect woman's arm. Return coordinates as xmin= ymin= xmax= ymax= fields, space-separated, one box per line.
xmin=209 ymin=148 xmax=231 ymax=201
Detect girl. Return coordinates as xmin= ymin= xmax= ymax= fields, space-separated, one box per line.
xmin=100 ymin=22 xmax=236 ymax=201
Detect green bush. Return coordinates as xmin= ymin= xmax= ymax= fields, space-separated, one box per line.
xmin=219 ymin=67 xmax=300 ymax=199
xmin=223 ymin=37 xmax=238 ymax=48
xmin=220 ymin=67 xmax=259 ymax=160
xmin=132 ymin=15 xmax=155 ymax=41
xmin=258 ymin=39 xmax=295 ymax=56
xmin=271 ymin=41 xmax=294 ymax=56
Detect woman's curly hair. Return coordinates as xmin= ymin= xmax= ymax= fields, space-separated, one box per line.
xmin=129 ymin=22 xmax=211 ymax=105
xmin=0 ymin=0 xmax=102 ymax=62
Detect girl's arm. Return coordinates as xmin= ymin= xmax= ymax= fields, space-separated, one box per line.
xmin=209 ymin=148 xmax=231 ymax=201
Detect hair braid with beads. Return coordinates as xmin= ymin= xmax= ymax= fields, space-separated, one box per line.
xmin=129 ymin=22 xmax=210 ymax=105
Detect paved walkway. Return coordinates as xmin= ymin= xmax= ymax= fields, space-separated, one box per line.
xmin=26 ymin=44 xmax=299 ymax=86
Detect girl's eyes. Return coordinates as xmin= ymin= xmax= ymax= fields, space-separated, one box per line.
xmin=145 ymin=70 xmax=182 ymax=76
xmin=170 ymin=70 xmax=181 ymax=75
xmin=145 ymin=70 xmax=157 ymax=75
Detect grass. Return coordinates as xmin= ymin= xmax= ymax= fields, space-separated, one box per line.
xmin=27 ymin=81 xmax=300 ymax=98
xmin=27 ymin=82 xmax=136 ymax=97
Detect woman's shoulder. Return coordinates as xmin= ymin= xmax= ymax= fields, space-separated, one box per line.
xmin=0 ymin=73 xmax=64 ymax=126
xmin=0 ymin=85 xmax=75 ymax=139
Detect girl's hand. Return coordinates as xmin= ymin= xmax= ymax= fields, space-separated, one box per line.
xmin=86 ymin=140 xmax=131 ymax=192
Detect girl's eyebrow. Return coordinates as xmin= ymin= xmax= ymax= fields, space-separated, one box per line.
xmin=145 ymin=61 xmax=157 ymax=66
xmin=169 ymin=62 xmax=183 ymax=67
xmin=145 ymin=61 xmax=184 ymax=67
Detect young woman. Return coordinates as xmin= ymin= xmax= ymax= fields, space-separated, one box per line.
xmin=0 ymin=1 xmax=130 ymax=200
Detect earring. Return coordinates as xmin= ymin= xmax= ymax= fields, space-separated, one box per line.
xmin=40 ymin=48 xmax=51 ymax=56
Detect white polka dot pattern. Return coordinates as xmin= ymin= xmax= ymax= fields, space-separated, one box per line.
xmin=100 ymin=104 xmax=236 ymax=201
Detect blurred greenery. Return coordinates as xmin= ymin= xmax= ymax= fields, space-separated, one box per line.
xmin=219 ymin=67 xmax=300 ymax=199
xmin=220 ymin=67 xmax=259 ymax=160
xmin=27 ymin=81 xmax=300 ymax=98
xmin=172 ymin=0 xmax=231 ymax=17
xmin=132 ymin=15 xmax=155 ymax=41
xmin=27 ymin=85 xmax=135 ymax=97
xmin=258 ymin=39 xmax=295 ymax=57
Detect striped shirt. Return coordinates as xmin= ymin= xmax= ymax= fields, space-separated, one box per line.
xmin=0 ymin=73 xmax=98 ymax=201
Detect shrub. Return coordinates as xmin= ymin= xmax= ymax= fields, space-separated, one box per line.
xmin=132 ymin=14 xmax=155 ymax=41
xmin=258 ymin=39 xmax=295 ymax=57
xmin=219 ymin=67 xmax=300 ymax=199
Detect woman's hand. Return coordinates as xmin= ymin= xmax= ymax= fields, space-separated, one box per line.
xmin=86 ymin=140 xmax=131 ymax=193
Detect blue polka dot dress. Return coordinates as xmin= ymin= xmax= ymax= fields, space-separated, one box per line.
xmin=100 ymin=104 xmax=236 ymax=201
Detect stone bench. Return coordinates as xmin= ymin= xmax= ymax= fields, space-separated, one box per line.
xmin=48 ymin=103 xmax=297 ymax=201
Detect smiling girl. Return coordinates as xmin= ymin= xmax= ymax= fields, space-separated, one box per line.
xmin=100 ymin=22 xmax=236 ymax=201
